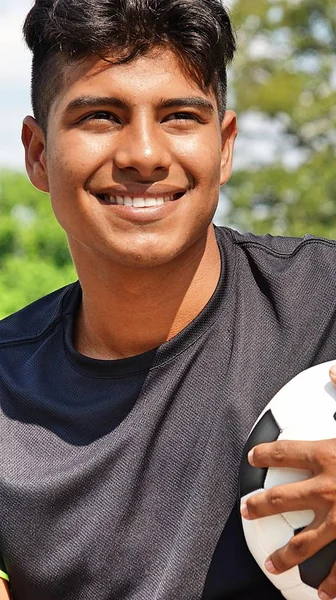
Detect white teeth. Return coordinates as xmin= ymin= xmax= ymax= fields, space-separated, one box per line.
xmin=145 ymin=198 xmax=157 ymax=207
xmin=98 ymin=193 xmax=181 ymax=207
xmin=133 ymin=197 xmax=146 ymax=208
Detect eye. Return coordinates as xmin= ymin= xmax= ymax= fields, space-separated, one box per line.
xmin=81 ymin=111 xmax=121 ymax=123
xmin=163 ymin=112 xmax=201 ymax=123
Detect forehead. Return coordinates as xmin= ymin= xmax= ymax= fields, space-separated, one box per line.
xmin=51 ymin=48 xmax=217 ymax=115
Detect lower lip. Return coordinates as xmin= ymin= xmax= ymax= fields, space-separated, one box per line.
xmin=94 ymin=194 xmax=187 ymax=223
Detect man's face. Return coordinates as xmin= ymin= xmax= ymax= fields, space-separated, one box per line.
xmin=24 ymin=48 xmax=237 ymax=269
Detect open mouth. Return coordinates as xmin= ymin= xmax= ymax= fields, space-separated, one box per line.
xmin=95 ymin=191 xmax=185 ymax=207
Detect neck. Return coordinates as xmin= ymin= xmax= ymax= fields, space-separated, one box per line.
xmin=72 ymin=226 xmax=221 ymax=360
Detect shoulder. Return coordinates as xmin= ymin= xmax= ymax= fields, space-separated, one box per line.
xmin=215 ymin=227 xmax=336 ymax=298
xmin=216 ymin=227 xmax=336 ymax=275
xmin=216 ymin=226 xmax=336 ymax=257
xmin=0 ymin=282 xmax=79 ymax=347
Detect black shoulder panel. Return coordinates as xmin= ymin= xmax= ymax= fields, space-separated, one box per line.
xmin=299 ymin=536 xmax=336 ymax=590
xmin=239 ymin=410 xmax=280 ymax=498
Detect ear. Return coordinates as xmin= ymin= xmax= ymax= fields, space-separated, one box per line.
xmin=21 ymin=116 xmax=50 ymax=193
xmin=219 ymin=110 xmax=237 ymax=186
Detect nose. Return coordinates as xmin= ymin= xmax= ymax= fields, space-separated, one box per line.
xmin=113 ymin=115 xmax=172 ymax=177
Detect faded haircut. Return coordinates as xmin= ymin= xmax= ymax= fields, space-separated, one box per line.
xmin=23 ymin=0 xmax=236 ymax=132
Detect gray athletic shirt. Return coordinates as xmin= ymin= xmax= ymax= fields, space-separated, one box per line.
xmin=0 ymin=227 xmax=336 ymax=599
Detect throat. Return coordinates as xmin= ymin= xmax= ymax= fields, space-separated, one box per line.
xmin=74 ymin=294 xmax=198 ymax=360
xmin=72 ymin=228 xmax=221 ymax=360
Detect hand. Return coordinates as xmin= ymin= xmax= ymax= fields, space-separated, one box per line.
xmin=240 ymin=365 xmax=336 ymax=600
xmin=0 ymin=579 xmax=11 ymax=600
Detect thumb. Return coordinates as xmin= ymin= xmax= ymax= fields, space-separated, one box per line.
xmin=329 ymin=364 xmax=336 ymax=385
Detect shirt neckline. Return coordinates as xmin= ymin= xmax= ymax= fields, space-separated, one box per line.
xmin=63 ymin=227 xmax=236 ymax=378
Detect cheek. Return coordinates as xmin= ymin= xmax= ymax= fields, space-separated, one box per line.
xmin=174 ymin=133 xmax=222 ymax=185
xmin=45 ymin=147 xmax=90 ymax=230
xmin=47 ymin=131 xmax=109 ymax=192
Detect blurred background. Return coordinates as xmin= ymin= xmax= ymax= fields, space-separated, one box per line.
xmin=0 ymin=0 xmax=335 ymax=318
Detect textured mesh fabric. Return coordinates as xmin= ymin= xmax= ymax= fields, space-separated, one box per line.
xmin=0 ymin=227 xmax=336 ymax=599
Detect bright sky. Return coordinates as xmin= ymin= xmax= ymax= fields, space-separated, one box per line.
xmin=2 ymin=0 xmax=285 ymax=176
xmin=0 ymin=0 xmax=33 ymax=169
xmin=0 ymin=0 xmax=235 ymax=171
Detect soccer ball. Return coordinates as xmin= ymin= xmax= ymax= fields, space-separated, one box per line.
xmin=239 ymin=360 xmax=336 ymax=600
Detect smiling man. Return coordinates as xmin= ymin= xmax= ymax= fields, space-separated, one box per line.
xmin=1 ymin=1 xmax=336 ymax=600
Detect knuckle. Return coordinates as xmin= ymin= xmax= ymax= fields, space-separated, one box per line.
xmin=272 ymin=554 xmax=288 ymax=573
xmin=316 ymin=478 xmax=336 ymax=505
xmin=326 ymin=479 xmax=336 ymax=500
xmin=316 ymin=440 xmax=336 ymax=466
xmin=326 ymin=511 xmax=336 ymax=532
xmin=287 ymin=535 xmax=308 ymax=559
xmin=252 ymin=445 xmax=264 ymax=463
xmin=246 ymin=496 xmax=259 ymax=517
xmin=268 ymin=489 xmax=285 ymax=510
xmin=325 ymin=438 xmax=336 ymax=456
xmin=272 ymin=445 xmax=286 ymax=465
xmin=315 ymin=447 xmax=329 ymax=466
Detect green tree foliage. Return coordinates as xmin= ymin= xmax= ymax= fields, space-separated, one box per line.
xmin=0 ymin=171 xmax=75 ymax=319
xmin=226 ymin=0 xmax=336 ymax=237
xmin=2 ymin=1 xmax=336 ymax=317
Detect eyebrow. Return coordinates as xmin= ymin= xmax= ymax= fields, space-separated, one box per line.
xmin=158 ymin=97 xmax=214 ymax=112
xmin=65 ymin=96 xmax=128 ymax=113
xmin=64 ymin=95 xmax=215 ymax=114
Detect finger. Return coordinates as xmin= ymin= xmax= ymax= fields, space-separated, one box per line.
xmin=241 ymin=478 xmax=320 ymax=520
xmin=329 ymin=365 xmax=336 ymax=386
xmin=318 ymin=560 xmax=336 ymax=600
xmin=249 ymin=439 xmax=321 ymax=471
xmin=266 ymin=516 xmax=335 ymax=575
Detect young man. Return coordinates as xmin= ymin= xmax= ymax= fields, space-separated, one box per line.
xmin=1 ymin=1 xmax=336 ymax=599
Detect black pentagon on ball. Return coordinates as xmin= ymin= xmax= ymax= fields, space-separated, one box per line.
xmin=297 ymin=531 xmax=336 ymax=590
xmin=239 ymin=410 xmax=281 ymax=498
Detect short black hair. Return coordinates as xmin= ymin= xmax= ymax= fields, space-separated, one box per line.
xmin=23 ymin=0 xmax=236 ymax=132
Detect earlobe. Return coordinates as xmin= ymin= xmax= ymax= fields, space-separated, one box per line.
xmin=220 ymin=110 xmax=238 ymax=186
xmin=21 ymin=116 xmax=50 ymax=193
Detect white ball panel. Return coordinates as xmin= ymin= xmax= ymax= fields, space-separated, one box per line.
xmin=241 ymin=362 xmax=336 ymax=600
xmin=241 ymin=506 xmax=293 ymax=554
xmin=241 ymin=492 xmax=302 ymax=592
xmin=282 ymin=509 xmax=315 ymax=531
xmin=269 ymin=363 xmax=336 ymax=431
xmin=282 ymin=582 xmax=319 ymax=599
xmin=265 ymin=466 xmax=312 ymax=489
xmin=241 ymin=492 xmax=293 ymax=556
xmin=250 ymin=362 xmax=336 ymax=431
xmin=279 ymin=422 xmax=336 ymax=443
xmin=264 ymin=466 xmax=315 ymax=529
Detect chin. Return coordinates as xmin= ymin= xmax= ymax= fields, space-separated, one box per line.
xmin=113 ymin=248 xmax=182 ymax=269
xmin=102 ymin=231 xmax=189 ymax=269
xmin=71 ymin=227 xmax=206 ymax=271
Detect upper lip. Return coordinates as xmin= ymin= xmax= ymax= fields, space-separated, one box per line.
xmin=91 ymin=185 xmax=188 ymax=198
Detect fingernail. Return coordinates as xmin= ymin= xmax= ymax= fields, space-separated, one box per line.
xmin=265 ymin=559 xmax=278 ymax=574
xmin=318 ymin=592 xmax=333 ymax=600
xmin=330 ymin=365 xmax=336 ymax=376
xmin=248 ymin=449 xmax=255 ymax=465
xmin=240 ymin=502 xmax=249 ymax=519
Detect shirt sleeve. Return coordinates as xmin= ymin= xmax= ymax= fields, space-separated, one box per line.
xmin=0 ymin=554 xmax=9 ymax=583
